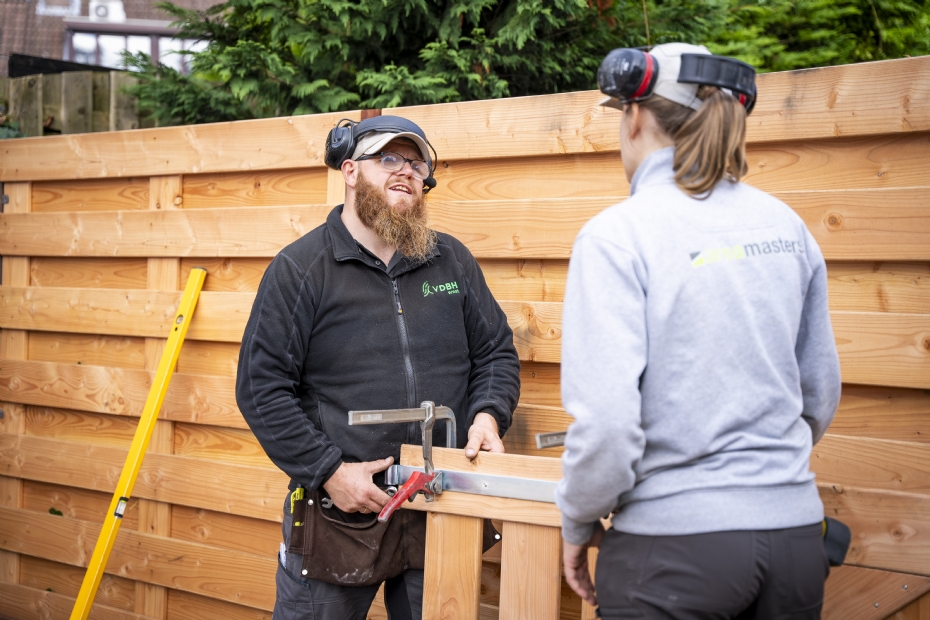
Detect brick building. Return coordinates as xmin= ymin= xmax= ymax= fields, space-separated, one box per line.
xmin=0 ymin=0 xmax=218 ymax=77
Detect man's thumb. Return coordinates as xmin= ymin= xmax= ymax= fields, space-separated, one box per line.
xmin=369 ymin=455 xmax=394 ymax=473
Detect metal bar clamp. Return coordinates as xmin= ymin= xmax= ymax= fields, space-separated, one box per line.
xmin=348 ymin=401 xmax=456 ymax=521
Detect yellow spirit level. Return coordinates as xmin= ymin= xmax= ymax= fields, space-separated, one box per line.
xmin=70 ymin=267 xmax=207 ymax=620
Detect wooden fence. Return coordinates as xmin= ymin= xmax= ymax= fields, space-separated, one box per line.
xmin=0 ymin=71 xmax=142 ymax=138
xmin=0 ymin=55 xmax=929 ymax=619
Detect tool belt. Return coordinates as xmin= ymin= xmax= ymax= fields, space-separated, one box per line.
xmin=287 ymin=487 xmax=426 ymax=586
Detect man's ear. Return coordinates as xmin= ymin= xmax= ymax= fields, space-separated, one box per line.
xmin=342 ymin=159 xmax=359 ymax=189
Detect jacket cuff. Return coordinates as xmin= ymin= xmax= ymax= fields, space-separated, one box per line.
xmin=318 ymin=459 xmax=343 ymax=487
xmin=561 ymin=513 xmax=597 ymax=546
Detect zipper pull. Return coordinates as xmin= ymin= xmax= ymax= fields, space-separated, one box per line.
xmin=392 ymin=280 xmax=403 ymax=314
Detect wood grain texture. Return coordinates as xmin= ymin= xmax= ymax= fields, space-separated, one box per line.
xmin=30 ymin=257 xmax=148 ymax=289
xmin=423 ymin=513 xmax=484 ymax=620
xmin=23 ymin=479 xmax=139 ymax=529
xmin=823 ymin=565 xmax=930 ymax=620
xmin=519 ymin=362 xmax=562 ymax=408
xmin=170 ymin=505 xmax=281 ymax=558
xmin=833 ymin=311 xmax=930 ymax=389
xmin=176 ymin=340 xmax=240 ymax=376
xmin=28 ymin=332 xmax=146 ymax=369
xmin=892 ymin=592 xmax=930 ymax=620
xmin=31 ymin=178 xmax=149 ymax=212
xmin=830 ymin=386 xmax=930 ymax=443
xmin=25 ymin=406 xmax=140 ymax=447
xmin=0 ymin=505 xmax=277 ymax=610
xmin=499 ymin=301 xmax=562 ymax=364
xmin=828 ymin=263 xmax=930 ymax=314
xmin=182 ymin=169 xmax=328 ymax=208
xmin=505 ymin=403 xmax=570 ymax=457
xmin=180 ymin=258 xmax=271 ymax=293
xmin=0 ymin=581 xmax=153 ymax=620
xmin=813 ymin=434 xmax=930 ymax=494
xmin=0 ymin=434 xmax=288 ymax=521
xmin=20 ymin=555 xmax=136 ymax=611
xmin=174 ymin=423 xmax=273 ymax=467
xmin=499 ymin=522 xmax=561 ymax=620
xmin=479 ymin=260 xmax=568 ymax=303
xmin=821 ymin=484 xmax=930 ymax=576
xmin=0 ymin=360 xmax=244 ymax=429
xmin=168 ymin=590 xmax=271 ymax=620
xmin=0 ymin=111 xmax=361 ymax=182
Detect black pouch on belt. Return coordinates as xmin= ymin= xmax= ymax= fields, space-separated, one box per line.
xmin=287 ymin=489 xmax=426 ymax=586
xmin=823 ymin=517 xmax=852 ymax=567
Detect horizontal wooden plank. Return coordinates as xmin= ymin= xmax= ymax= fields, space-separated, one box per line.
xmin=171 ymin=505 xmax=281 ymax=558
xmin=0 ymin=111 xmax=359 ymax=182
xmin=479 ymin=259 xmax=569 ymax=303
xmin=3 ymin=58 xmax=928 ymax=182
xmin=506 ymin=403 xmax=570 ymax=457
xmin=400 ymin=445 xmax=562 ymax=526
xmin=823 ymin=565 xmax=930 ymax=620
xmin=397 ymin=56 xmax=930 ymax=158
xmin=177 ymin=340 xmax=241 ymax=377
xmin=26 ymin=406 xmax=140 ymax=447
xmin=28 ymin=331 xmax=146 ymax=369
xmin=169 ymin=590 xmax=271 ymax=620
xmin=830 ymin=385 xmax=930 ymax=443
xmin=822 ymin=484 xmax=930 ymax=576
xmin=31 ymin=257 xmax=148 ymax=289
xmin=827 ymin=262 xmax=930 ymax=315
xmin=21 ymin=555 xmax=137 ymax=612
xmin=813 ymin=434 xmax=930 ymax=494
xmin=0 ymin=360 xmax=245 ymax=429
xmin=181 ymin=169 xmax=328 ymax=209
xmin=0 ymin=434 xmax=288 ymax=521
xmin=0 ymin=505 xmax=276 ymax=610
xmin=833 ymin=311 xmax=930 ymax=389
xmin=23 ymin=479 xmax=138 ymax=528
xmin=180 ymin=258 xmax=271 ymax=294
xmin=32 ymin=178 xmax=149 ymax=212
xmin=5 ymin=291 xmax=928 ymax=386
xmin=3 ymin=188 xmax=927 ymax=261
xmin=0 ymin=581 xmax=153 ymax=620
xmin=0 ymin=287 xmax=252 ymax=342
xmin=174 ymin=422 xmax=274 ymax=467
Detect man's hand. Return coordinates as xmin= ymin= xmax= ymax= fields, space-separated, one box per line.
xmin=464 ymin=412 xmax=505 ymax=459
xmin=563 ymin=525 xmax=605 ymax=607
xmin=322 ymin=456 xmax=394 ymax=514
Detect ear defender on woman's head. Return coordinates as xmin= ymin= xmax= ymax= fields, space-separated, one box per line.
xmin=597 ymin=44 xmax=757 ymax=114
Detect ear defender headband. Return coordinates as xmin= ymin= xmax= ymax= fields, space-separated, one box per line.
xmin=597 ymin=48 xmax=757 ymax=114
xmin=325 ymin=116 xmax=439 ymax=192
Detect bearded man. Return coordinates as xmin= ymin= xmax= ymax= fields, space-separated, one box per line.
xmin=236 ymin=116 xmax=521 ymax=620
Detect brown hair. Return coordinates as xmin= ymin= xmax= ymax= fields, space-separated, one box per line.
xmin=636 ymin=85 xmax=748 ymax=199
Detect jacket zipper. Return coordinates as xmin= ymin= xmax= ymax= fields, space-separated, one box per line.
xmin=392 ymin=279 xmax=418 ymax=408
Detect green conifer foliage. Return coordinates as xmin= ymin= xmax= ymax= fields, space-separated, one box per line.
xmin=124 ymin=0 xmax=929 ymax=126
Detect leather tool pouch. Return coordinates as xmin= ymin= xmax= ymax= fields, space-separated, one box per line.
xmin=288 ymin=488 xmax=425 ymax=586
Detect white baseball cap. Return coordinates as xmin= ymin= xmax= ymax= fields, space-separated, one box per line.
xmin=600 ymin=42 xmax=712 ymax=111
xmin=351 ymin=131 xmax=432 ymax=163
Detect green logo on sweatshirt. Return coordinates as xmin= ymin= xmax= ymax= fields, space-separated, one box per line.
xmin=422 ymin=280 xmax=460 ymax=296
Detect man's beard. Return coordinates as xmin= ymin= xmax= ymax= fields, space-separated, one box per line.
xmin=354 ymin=172 xmax=437 ymax=262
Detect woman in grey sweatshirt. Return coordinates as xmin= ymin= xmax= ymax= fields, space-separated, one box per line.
xmin=556 ymin=43 xmax=841 ymax=619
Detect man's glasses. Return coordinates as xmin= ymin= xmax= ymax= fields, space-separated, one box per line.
xmin=357 ymin=151 xmax=431 ymax=181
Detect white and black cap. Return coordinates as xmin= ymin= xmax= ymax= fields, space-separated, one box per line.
xmin=352 ymin=131 xmax=432 ymax=163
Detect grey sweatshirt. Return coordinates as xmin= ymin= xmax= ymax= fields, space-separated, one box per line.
xmin=555 ymin=147 xmax=841 ymax=545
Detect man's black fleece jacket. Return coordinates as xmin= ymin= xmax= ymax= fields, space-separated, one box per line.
xmin=236 ymin=206 xmax=521 ymax=491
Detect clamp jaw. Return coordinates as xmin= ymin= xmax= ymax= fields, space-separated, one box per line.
xmin=347 ymin=401 xmax=456 ymax=522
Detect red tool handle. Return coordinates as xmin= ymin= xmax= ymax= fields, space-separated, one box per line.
xmin=378 ymin=470 xmax=435 ymax=523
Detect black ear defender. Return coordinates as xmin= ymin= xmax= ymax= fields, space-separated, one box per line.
xmin=678 ymin=54 xmax=757 ymax=114
xmin=324 ymin=115 xmax=439 ymax=193
xmin=597 ymin=48 xmax=659 ymax=104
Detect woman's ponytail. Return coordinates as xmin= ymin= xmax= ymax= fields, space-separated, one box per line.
xmin=639 ymin=85 xmax=748 ymax=199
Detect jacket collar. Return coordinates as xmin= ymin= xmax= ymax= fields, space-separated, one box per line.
xmin=326 ymin=204 xmax=441 ymax=275
xmin=630 ymin=146 xmax=676 ymax=196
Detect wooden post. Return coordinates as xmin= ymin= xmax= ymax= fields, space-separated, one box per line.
xmin=42 ymin=73 xmax=63 ymax=134
xmin=109 ymin=71 xmax=140 ymax=131
xmin=9 ymin=76 xmax=42 ymax=137
xmin=0 ymin=182 xmax=31 ymax=587
xmin=423 ymin=513 xmax=484 ymax=620
xmin=92 ymin=72 xmax=110 ymax=133
xmin=499 ymin=522 xmax=562 ymax=620
xmin=61 ymin=71 xmax=94 ymax=135
xmin=134 ymin=175 xmax=184 ymax=618
xmin=580 ymin=547 xmax=599 ymax=620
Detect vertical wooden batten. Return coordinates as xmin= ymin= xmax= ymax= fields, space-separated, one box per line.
xmin=0 ymin=182 xmax=31 ymax=586
xmin=136 ymin=175 xmax=184 ymax=617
